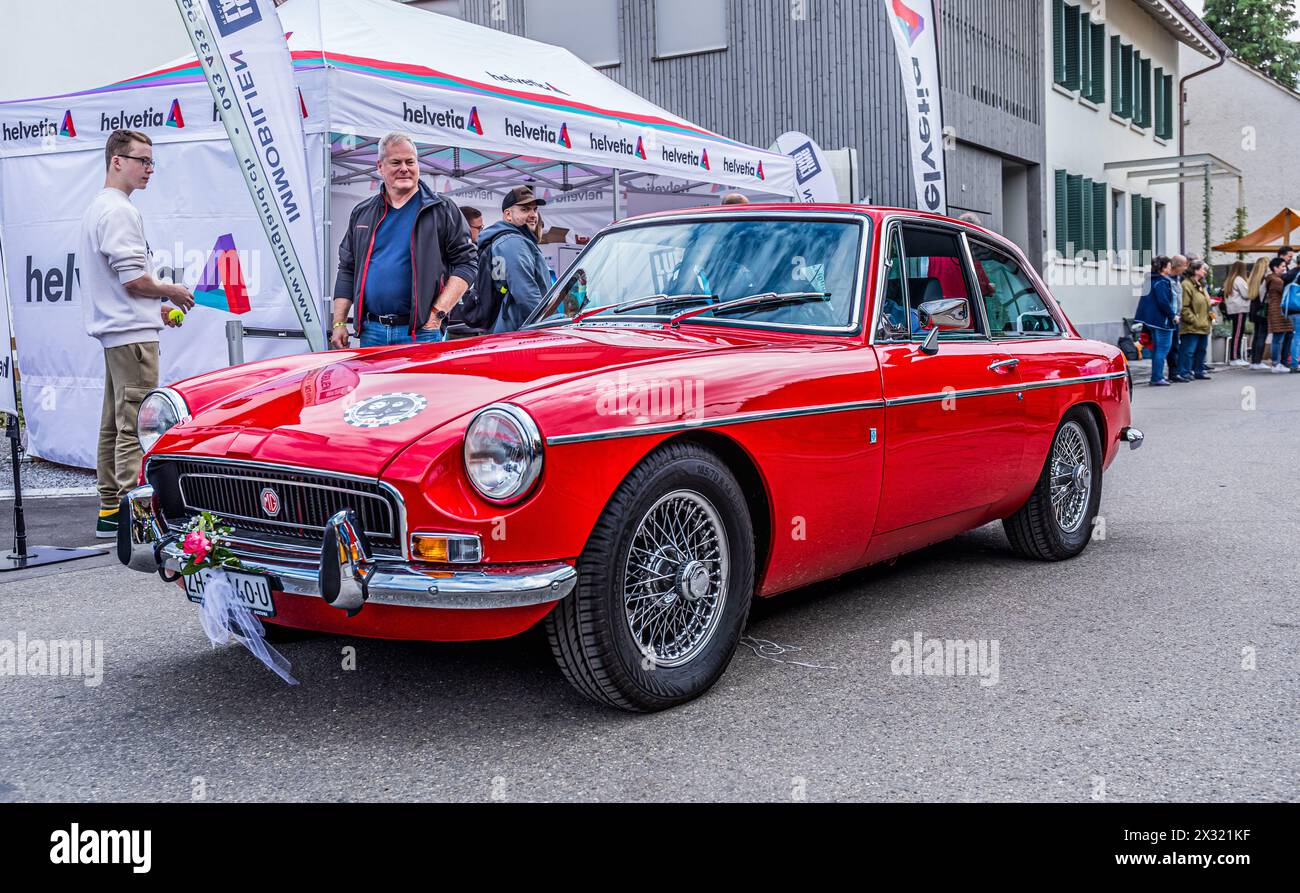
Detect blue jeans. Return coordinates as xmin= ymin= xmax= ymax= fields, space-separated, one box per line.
xmin=359 ymin=321 xmax=444 ymax=347
xmin=1177 ymin=333 xmax=1208 ymax=378
xmin=1272 ymin=331 xmax=1294 ymax=366
xmin=1148 ymin=328 xmax=1173 ymax=383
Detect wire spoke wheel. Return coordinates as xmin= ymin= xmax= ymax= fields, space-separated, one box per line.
xmin=622 ymin=489 xmax=729 ymax=668
xmin=1049 ymin=420 xmax=1091 ymax=534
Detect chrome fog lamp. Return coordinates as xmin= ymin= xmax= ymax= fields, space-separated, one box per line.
xmin=463 ymin=404 xmax=543 ymax=504
xmin=136 ymin=388 xmax=189 ymax=452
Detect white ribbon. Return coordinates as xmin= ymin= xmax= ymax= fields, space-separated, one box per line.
xmin=196 ymin=569 xmax=298 ymax=685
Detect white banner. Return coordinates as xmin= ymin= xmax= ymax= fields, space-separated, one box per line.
xmin=175 ymin=0 xmax=323 ymax=351
xmin=0 ymin=140 xmax=313 ymax=468
xmin=885 ymin=0 xmax=947 ymax=214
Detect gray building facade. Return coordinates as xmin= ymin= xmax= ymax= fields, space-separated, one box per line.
xmin=417 ymin=0 xmax=1047 ymax=265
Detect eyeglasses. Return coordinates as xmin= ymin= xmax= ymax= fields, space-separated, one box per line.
xmin=117 ymin=154 xmax=156 ymax=170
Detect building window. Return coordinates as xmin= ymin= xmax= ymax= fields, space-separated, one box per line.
xmin=1055 ymin=169 xmax=1108 ymax=260
xmin=1087 ymin=20 xmax=1106 ymax=103
xmin=1155 ymin=201 xmax=1167 ymax=254
xmin=1118 ymin=41 xmax=1133 ymax=119
xmin=655 ymin=0 xmax=728 ymax=59
xmin=1154 ymin=71 xmax=1175 ymax=139
xmin=1053 ymin=1 xmax=1104 ymax=101
xmin=524 ymin=0 xmax=620 ymax=68
xmin=1131 ymin=194 xmax=1153 ymax=263
xmin=1137 ymin=55 xmax=1152 ymax=128
xmin=1112 ymin=189 xmax=1127 ymax=260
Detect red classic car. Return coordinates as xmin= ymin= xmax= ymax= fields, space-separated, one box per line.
xmin=120 ymin=205 xmax=1141 ymax=711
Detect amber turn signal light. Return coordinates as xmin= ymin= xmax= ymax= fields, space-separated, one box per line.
xmin=411 ymin=533 xmax=482 ymax=564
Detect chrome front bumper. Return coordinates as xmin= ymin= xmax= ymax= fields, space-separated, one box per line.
xmin=117 ymin=485 xmax=576 ymax=613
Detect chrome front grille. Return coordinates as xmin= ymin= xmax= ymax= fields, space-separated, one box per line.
xmin=148 ymin=457 xmax=403 ymax=554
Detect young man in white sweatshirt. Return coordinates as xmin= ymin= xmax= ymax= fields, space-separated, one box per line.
xmin=80 ymin=129 xmax=194 ymax=538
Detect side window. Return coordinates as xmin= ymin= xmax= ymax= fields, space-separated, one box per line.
xmin=969 ymin=240 xmax=1063 ymax=336
xmin=899 ymin=226 xmax=983 ymax=336
xmin=877 ymin=228 xmax=914 ymax=340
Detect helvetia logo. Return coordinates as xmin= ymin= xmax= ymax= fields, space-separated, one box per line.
xmin=298 ymin=87 xmax=309 ymax=119
xmin=892 ymin=0 xmax=926 ymax=46
xmin=757 ymin=160 xmax=765 ymax=180
xmin=467 ymin=106 xmax=483 ymax=135
xmin=195 ymin=233 xmax=250 ymax=314
xmin=635 ymin=136 xmax=646 ymax=160
xmin=701 ymin=148 xmax=710 ymax=171
xmin=166 ymin=99 xmax=185 ymax=128
xmin=558 ymin=123 xmax=571 ymax=148
xmin=59 ymin=110 xmax=76 ymax=138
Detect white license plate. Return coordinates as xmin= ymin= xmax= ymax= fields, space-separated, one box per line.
xmin=183 ymin=568 xmax=276 ymax=617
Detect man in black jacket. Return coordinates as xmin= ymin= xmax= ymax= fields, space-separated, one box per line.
xmin=331 ymin=132 xmax=477 ymax=347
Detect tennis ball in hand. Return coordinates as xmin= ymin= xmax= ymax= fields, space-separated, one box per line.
xmin=168 ymin=309 xmax=185 ymax=325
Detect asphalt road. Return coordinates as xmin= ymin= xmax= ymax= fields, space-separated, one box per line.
xmin=0 ymin=368 xmax=1295 ymax=802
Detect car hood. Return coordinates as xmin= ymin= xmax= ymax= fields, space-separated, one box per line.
xmin=155 ymin=325 xmax=767 ymax=477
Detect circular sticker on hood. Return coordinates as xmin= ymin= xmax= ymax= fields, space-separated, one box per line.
xmin=344 ymin=393 xmax=428 ymax=429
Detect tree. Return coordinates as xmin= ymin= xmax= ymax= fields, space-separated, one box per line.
xmin=1204 ymin=0 xmax=1300 ymax=86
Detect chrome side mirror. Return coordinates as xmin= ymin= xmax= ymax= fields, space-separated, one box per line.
xmin=319 ymin=509 xmax=372 ymax=616
xmin=917 ymin=298 xmax=970 ymax=330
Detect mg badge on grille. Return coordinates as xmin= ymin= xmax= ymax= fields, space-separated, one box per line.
xmin=260 ymin=487 xmax=281 ymax=517
xmin=344 ymin=392 xmax=428 ymax=429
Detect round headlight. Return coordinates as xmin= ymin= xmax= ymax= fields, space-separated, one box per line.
xmin=463 ymin=404 xmax=543 ymax=504
xmin=136 ymin=388 xmax=189 ymax=453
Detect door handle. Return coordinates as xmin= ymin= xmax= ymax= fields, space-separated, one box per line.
xmin=988 ymin=358 xmax=1020 ymax=372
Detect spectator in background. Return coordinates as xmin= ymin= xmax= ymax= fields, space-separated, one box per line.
xmin=1176 ymin=260 xmax=1213 ymax=382
xmin=81 ymin=129 xmax=194 ymax=539
xmin=331 ymin=131 xmax=476 ymax=348
xmin=721 ymin=193 xmax=749 ymax=205
xmin=478 ymin=185 xmax=552 ymax=333
xmin=1134 ymin=255 xmax=1178 ymax=386
xmin=1279 ymin=246 xmax=1299 ymax=285
xmin=1221 ymin=260 xmax=1252 ymax=366
xmin=447 ymin=206 xmax=486 ymax=339
xmin=1264 ymin=256 xmax=1292 ymax=373
xmin=1247 ymin=257 xmax=1272 ymax=369
xmin=1165 ymin=255 xmax=1189 ymax=382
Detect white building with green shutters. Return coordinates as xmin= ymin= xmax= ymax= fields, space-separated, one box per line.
xmin=1045 ymin=0 xmax=1223 ymax=342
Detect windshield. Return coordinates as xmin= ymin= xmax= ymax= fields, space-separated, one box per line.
xmin=529 ymin=217 xmax=867 ymax=329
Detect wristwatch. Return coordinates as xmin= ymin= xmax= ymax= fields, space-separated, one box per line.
xmin=430 ymin=308 xmax=448 ymax=324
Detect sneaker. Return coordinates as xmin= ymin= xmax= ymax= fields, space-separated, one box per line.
xmin=1193 ymin=374 xmax=1211 ymax=380
xmin=1250 ymin=363 xmax=1269 ymax=370
xmin=95 ymin=509 xmax=119 ymax=539
xmin=1234 ymin=359 xmax=1251 ymax=366
xmin=1271 ymin=364 xmax=1291 ymax=374
xmin=1172 ymin=375 xmax=1194 ymax=382
xmin=1150 ymin=380 xmax=1172 ymax=387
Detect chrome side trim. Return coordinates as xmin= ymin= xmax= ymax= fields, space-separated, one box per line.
xmin=884 ymin=371 xmax=1127 ymax=407
xmin=545 ymin=399 xmax=886 ymax=446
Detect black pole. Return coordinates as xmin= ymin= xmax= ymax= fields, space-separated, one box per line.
xmin=6 ymin=411 xmax=30 ymax=560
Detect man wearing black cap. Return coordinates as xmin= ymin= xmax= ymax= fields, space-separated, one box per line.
xmin=476 ymin=185 xmax=552 ymax=333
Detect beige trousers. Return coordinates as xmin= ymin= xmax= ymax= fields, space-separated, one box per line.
xmin=97 ymin=341 xmax=159 ymax=512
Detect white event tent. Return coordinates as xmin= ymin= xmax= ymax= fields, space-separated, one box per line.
xmin=0 ymin=0 xmax=797 ymax=468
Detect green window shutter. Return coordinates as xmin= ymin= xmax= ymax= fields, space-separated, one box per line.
xmin=1120 ymin=44 xmax=1133 ymax=119
xmin=1159 ymin=68 xmax=1170 ymax=136
xmin=1055 ymin=170 xmax=1068 ymax=255
xmin=1139 ymin=58 xmax=1152 ymax=127
xmin=1132 ymin=193 xmax=1143 ymax=255
xmin=1131 ymin=51 xmax=1142 ymax=124
xmin=1079 ymin=15 xmax=1091 ymax=95
xmin=1090 ymin=23 xmax=1106 ymax=102
xmin=1142 ymin=197 xmax=1154 ymax=255
xmin=1081 ymin=177 xmax=1093 ymax=257
xmin=1092 ymin=182 xmax=1108 ymax=255
xmin=1110 ymin=36 xmax=1122 ymax=114
xmin=1064 ymin=5 xmax=1081 ymax=91
xmin=1053 ymin=0 xmax=1066 ymax=85
xmin=1066 ymin=174 xmax=1084 ymax=257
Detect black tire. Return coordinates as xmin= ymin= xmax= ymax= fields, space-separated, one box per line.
xmin=1003 ymin=407 xmax=1103 ymax=561
xmin=545 ymin=442 xmax=755 ymax=712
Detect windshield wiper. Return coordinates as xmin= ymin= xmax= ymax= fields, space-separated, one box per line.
xmin=570 ymin=293 xmax=716 ymax=324
xmin=668 ymin=292 xmax=831 ymax=327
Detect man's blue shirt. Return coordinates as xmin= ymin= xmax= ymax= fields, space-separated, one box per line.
xmin=363 ymin=196 xmax=419 ymax=317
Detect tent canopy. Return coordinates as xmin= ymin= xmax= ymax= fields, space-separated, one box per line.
xmin=1213 ymin=208 xmax=1300 ymax=254
xmin=0 ymin=0 xmax=796 ymax=197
